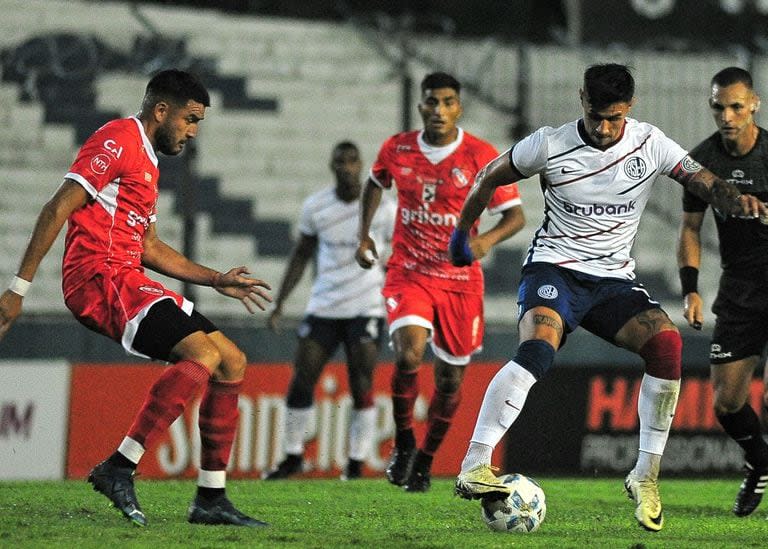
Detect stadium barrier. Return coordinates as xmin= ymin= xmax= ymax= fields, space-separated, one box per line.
xmin=1 ymin=360 xmax=757 ymax=480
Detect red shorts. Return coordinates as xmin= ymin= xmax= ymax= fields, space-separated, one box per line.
xmin=64 ymin=266 xmax=192 ymax=357
xmin=382 ymin=270 xmax=484 ymax=365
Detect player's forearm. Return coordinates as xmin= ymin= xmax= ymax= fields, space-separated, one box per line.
xmin=273 ymin=254 xmax=309 ymax=309
xmin=16 ymin=200 xmax=71 ymax=282
xmin=476 ymin=206 xmax=525 ymax=247
xmin=676 ymin=228 xmax=702 ymax=270
xmin=684 ymin=169 xmax=743 ymax=216
xmin=142 ymin=239 xmax=217 ymax=286
xmin=358 ymin=180 xmax=382 ymax=241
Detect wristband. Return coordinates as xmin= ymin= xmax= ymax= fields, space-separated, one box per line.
xmin=9 ymin=275 xmax=31 ymax=297
xmin=679 ymin=266 xmax=699 ymax=296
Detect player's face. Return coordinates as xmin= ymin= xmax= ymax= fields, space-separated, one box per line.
xmin=418 ymin=87 xmax=462 ymax=146
xmin=709 ymin=82 xmax=758 ymax=143
xmin=580 ymin=91 xmax=633 ymax=149
xmin=155 ymin=99 xmax=206 ymax=156
xmin=331 ymin=147 xmax=362 ymax=202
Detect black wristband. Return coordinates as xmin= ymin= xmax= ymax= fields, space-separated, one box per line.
xmin=679 ymin=266 xmax=699 ymax=295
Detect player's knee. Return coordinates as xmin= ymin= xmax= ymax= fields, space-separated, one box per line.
xmin=638 ymin=329 xmax=682 ymax=380
xmin=513 ymin=340 xmax=556 ymax=380
xmin=396 ymin=347 xmax=423 ymax=372
xmin=434 ymin=365 xmax=463 ymax=393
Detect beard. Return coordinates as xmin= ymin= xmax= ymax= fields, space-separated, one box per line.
xmin=155 ymin=124 xmax=180 ymax=156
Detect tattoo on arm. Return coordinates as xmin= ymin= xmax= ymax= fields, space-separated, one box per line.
xmin=684 ymin=170 xmax=742 ymax=216
xmin=533 ymin=314 xmax=563 ymax=337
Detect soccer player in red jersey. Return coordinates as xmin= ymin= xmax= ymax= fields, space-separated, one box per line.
xmin=0 ymin=70 xmax=271 ymax=527
xmin=356 ymin=72 xmax=525 ymax=492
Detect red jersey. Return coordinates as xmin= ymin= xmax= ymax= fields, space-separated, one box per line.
xmin=62 ymin=117 xmax=160 ymax=294
xmin=370 ymin=128 xmax=521 ymax=293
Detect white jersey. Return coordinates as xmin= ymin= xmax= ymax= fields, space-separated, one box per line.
xmin=298 ymin=187 xmax=396 ymax=318
xmin=511 ymin=117 xmax=688 ymax=279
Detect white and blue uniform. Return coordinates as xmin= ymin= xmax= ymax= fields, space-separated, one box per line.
xmin=511 ymin=118 xmax=688 ymax=280
xmin=510 ymin=118 xmax=690 ymax=337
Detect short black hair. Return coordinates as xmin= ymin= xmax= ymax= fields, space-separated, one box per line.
xmin=711 ymin=66 xmax=753 ymax=89
xmin=583 ymin=63 xmax=634 ymax=110
xmin=143 ymin=69 xmax=210 ymax=110
xmin=421 ymin=72 xmax=461 ymax=95
xmin=333 ymin=140 xmax=359 ymax=156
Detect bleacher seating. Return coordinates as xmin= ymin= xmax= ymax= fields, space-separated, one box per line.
xmin=0 ymin=0 xmax=734 ymax=325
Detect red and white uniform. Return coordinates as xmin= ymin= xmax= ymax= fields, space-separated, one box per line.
xmin=370 ymin=128 xmax=521 ymax=363
xmin=62 ymin=116 xmax=190 ymax=356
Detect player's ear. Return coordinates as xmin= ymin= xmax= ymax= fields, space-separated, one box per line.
xmin=752 ymin=97 xmax=761 ymax=113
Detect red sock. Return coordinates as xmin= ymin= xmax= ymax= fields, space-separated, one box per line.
xmin=127 ymin=359 xmax=210 ymax=448
xmin=199 ymin=379 xmax=241 ymax=471
xmin=391 ymin=370 xmax=418 ymax=432
xmin=422 ymin=390 xmax=461 ymax=455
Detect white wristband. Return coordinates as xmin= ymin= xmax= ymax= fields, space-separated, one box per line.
xmin=9 ymin=276 xmax=31 ymax=297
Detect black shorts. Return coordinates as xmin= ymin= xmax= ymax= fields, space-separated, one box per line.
xmin=710 ymin=269 xmax=768 ymax=364
xmin=297 ymin=315 xmax=385 ymax=356
xmin=133 ymin=299 xmax=218 ymax=361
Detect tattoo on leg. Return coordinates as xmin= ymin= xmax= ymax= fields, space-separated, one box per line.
xmin=633 ymin=309 xmax=674 ymax=336
xmin=533 ymin=314 xmax=563 ymax=337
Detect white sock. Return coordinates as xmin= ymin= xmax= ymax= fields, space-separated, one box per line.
xmin=348 ymin=406 xmax=376 ymax=461
xmin=284 ymin=406 xmax=312 ymax=456
xmin=636 ymin=373 xmax=680 ymax=476
xmin=117 ymin=436 xmax=145 ymax=464
xmin=461 ymin=360 xmax=537 ymax=472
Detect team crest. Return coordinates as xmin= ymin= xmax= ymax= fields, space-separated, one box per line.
xmin=681 ymin=156 xmax=703 ymax=173
xmin=732 ymin=169 xmax=744 ymax=179
xmin=623 ymin=157 xmax=647 ymax=180
xmin=138 ymin=285 xmax=164 ymax=296
xmin=537 ymin=285 xmax=558 ymax=299
xmin=451 ymin=167 xmax=470 ymax=188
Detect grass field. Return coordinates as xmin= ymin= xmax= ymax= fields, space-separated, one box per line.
xmin=1 ymin=476 xmax=767 ymax=548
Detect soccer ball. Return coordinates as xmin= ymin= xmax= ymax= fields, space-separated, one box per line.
xmin=480 ymin=473 xmax=546 ymax=533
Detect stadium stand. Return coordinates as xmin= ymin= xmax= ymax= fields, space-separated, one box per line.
xmin=0 ymin=0 xmax=745 ymax=323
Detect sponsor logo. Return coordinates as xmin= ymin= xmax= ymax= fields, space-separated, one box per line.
xmin=537 ymin=285 xmax=558 ymax=299
xmin=422 ymin=183 xmax=436 ymax=203
xmin=504 ymin=399 xmax=521 ymax=410
xmin=386 ymin=296 xmax=399 ymax=312
xmin=623 ymin=156 xmax=647 ymax=180
xmin=732 ymin=169 xmax=745 ymax=179
xmin=451 ymin=167 xmax=470 ymax=188
xmin=563 ymin=200 xmax=637 ymax=217
xmin=400 ymin=167 xmax=412 ymax=175
xmin=560 ymin=166 xmax=578 ymax=174
xmin=144 ymin=172 xmax=153 ymax=183
xmin=396 ymin=144 xmax=412 ymax=152
xmin=90 ymin=154 xmax=111 ymax=175
xmin=103 ymin=139 xmax=124 ymax=159
xmin=138 ymin=285 xmax=164 ymax=296
xmin=681 ymin=156 xmax=703 ymax=173
xmin=400 ymin=207 xmax=457 ymax=227
xmin=126 ymin=210 xmax=149 ymax=228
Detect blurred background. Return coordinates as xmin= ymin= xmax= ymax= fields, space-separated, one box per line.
xmin=2 ymin=0 xmax=766 ymax=478
xmin=4 ymin=0 xmax=765 ymax=361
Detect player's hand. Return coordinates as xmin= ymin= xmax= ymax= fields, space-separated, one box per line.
xmin=449 ymin=228 xmax=474 ymax=266
xmin=734 ymin=194 xmax=768 ymax=221
xmin=469 ymin=235 xmax=491 ymax=261
xmin=682 ymin=292 xmax=704 ymax=330
xmin=355 ymin=238 xmax=379 ymax=269
xmin=0 ymin=290 xmax=23 ymax=342
xmin=268 ymin=306 xmax=282 ymax=333
xmin=213 ymin=266 xmax=273 ymax=313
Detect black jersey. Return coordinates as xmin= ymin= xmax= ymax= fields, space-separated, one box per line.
xmin=683 ymin=127 xmax=768 ymax=271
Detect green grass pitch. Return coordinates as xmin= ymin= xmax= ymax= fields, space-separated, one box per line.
xmin=1 ymin=477 xmax=767 ymax=548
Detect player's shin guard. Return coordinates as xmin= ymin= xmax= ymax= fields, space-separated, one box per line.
xmin=127 ymin=359 xmax=210 ymax=449
xmin=199 ymin=378 xmax=241 ymax=473
xmin=348 ymin=405 xmax=376 ymax=462
xmin=423 ymin=390 xmax=462 ymax=456
xmin=391 ymin=369 xmax=418 ymax=433
xmin=468 ymin=361 xmax=537 ymax=452
xmin=637 ymin=373 xmax=680 ymax=458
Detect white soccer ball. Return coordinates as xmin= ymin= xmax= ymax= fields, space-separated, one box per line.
xmin=480 ymin=473 xmax=547 ymax=533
